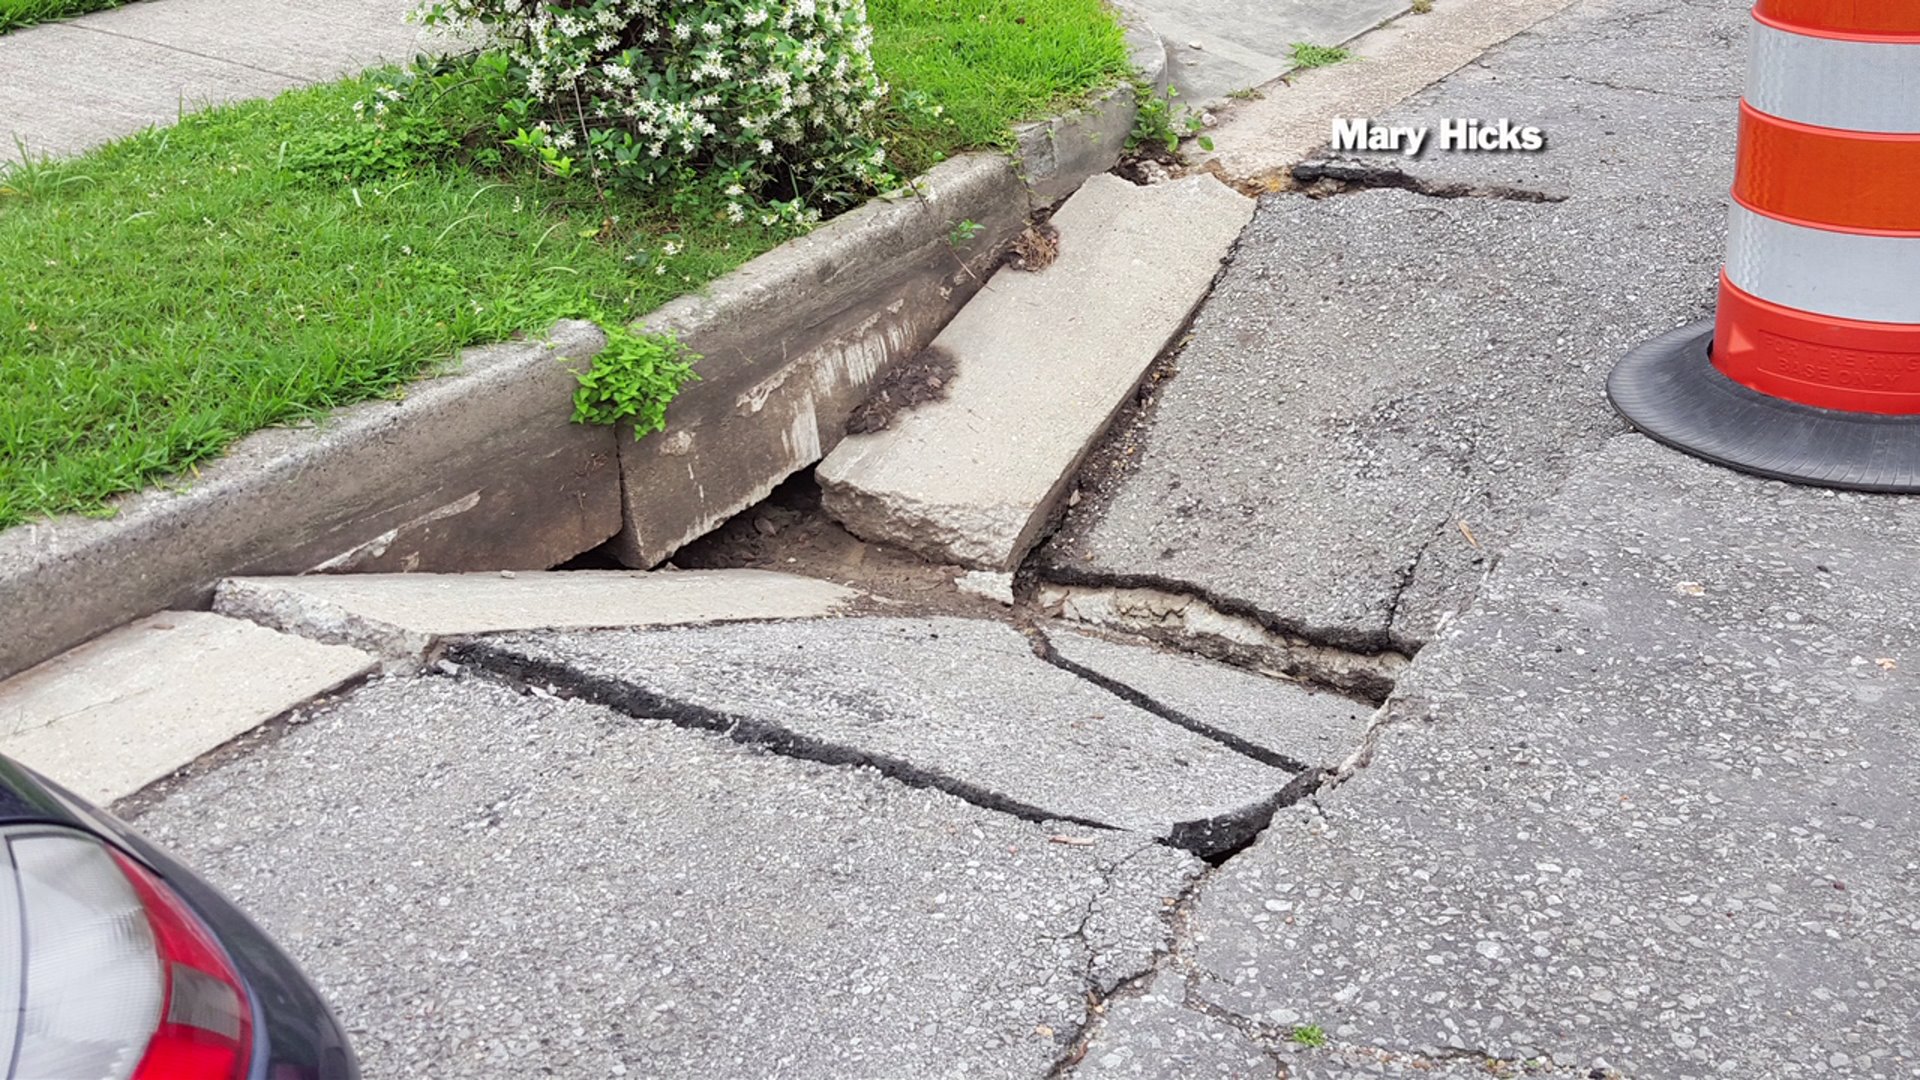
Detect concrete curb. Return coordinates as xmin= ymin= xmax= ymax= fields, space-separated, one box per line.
xmin=0 ymin=28 xmax=1170 ymax=678
xmin=0 ymin=321 xmax=614 ymax=680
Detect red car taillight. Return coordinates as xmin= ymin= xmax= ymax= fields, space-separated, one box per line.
xmin=3 ymin=831 xmax=253 ymax=1080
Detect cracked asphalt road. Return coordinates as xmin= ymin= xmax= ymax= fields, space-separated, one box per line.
xmin=125 ymin=0 xmax=1920 ymax=1075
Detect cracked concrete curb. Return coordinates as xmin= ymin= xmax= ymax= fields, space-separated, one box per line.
xmin=608 ymin=28 xmax=1171 ymax=569
xmin=213 ymin=569 xmax=861 ymax=669
xmin=0 ymin=23 xmax=1170 ymax=681
xmin=0 ymin=320 xmax=613 ymax=682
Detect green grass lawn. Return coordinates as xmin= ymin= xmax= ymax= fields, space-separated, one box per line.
xmin=0 ymin=0 xmax=1131 ymax=529
xmin=872 ymin=0 xmax=1133 ymax=173
xmin=0 ymin=0 xmax=125 ymax=33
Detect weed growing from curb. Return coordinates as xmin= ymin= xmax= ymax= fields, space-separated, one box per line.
xmin=570 ymin=327 xmax=698 ymax=439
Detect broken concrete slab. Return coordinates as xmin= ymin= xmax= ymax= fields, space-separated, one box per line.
xmin=457 ymin=616 xmax=1299 ymax=856
xmin=1042 ymin=625 xmax=1373 ymax=771
xmin=1070 ymin=975 xmax=1279 ymax=1078
xmin=1128 ymin=0 xmax=1406 ymax=106
xmin=0 ymin=612 xmax=376 ymax=804
xmin=215 ymin=569 xmax=859 ymax=666
xmin=1041 ymin=184 xmax=1725 ymax=652
xmin=819 ymin=174 xmax=1255 ymax=571
xmin=608 ymin=154 xmax=1034 ymax=570
xmin=129 ymin=674 xmax=1204 ymax=1079
xmin=1174 ymin=437 xmax=1920 ymax=1077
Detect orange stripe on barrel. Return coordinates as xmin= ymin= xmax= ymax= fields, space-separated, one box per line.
xmin=1713 ymin=274 xmax=1920 ymax=414
xmin=1734 ymin=102 xmax=1920 ymax=235
xmin=1753 ymin=0 xmax=1920 ymax=41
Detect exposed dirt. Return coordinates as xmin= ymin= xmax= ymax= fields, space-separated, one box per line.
xmin=1006 ymin=222 xmax=1061 ymax=272
xmin=843 ymin=345 xmax=958 ymax=436
xmin=670 ymin=469 xmax=1010 ymax=619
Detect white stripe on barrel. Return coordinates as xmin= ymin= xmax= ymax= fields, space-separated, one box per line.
xmin=1746 ymin=20 xmax=1920 ymax=133
xmin=1726 ymin=204 xmax=1920 ymax=324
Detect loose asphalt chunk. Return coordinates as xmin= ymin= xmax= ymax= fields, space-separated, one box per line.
xmin=1041 ymin=624 xmax=1373 ymax=772
xmin=1172 ymin=437 xmax=1920 ymax=1077
xmin=0 ymin=611 xmax=376 ymax=804
xmin=818 ymin=173 xmax=1255 ymax=571
xmin=215 ymin=569 xmax=859 ymax=665
xmin=458 ymin=616 xmax=1301 ymax=856
xmin=129 ymin=675 xmax=1203 ymax=1079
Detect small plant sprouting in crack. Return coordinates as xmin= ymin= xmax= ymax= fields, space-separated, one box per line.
xmin=948 ymin=218 xmax=985 ymax=248
xmin=1288 ymin=43 xmax=1353 ymax=70
xmin=1127 ymin=82 xmax=1214 ymax=156
xmin=570 ymin=324 xmax=699 ymax=439
xmin=1289 ymin=1022 xmax=1329 ymax=1048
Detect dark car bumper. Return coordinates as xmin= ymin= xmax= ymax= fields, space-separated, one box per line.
xmin=5 ymin=762 xmax=360 ymax=1080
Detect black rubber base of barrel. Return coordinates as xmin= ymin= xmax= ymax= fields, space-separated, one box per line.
xmin=1608 ymin=321 xmax=1920 ymax=493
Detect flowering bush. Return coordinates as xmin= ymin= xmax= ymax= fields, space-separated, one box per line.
xmin=419 ymin=0 xmax=894 ymax=222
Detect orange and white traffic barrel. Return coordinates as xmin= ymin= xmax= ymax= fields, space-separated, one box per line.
xmin=1608 ymin=0 xmax=1920 ymax=489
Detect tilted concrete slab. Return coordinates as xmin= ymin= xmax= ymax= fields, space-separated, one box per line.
xmin=215 ymin=569 xmax=860 ymax=665
xmin=1174 ymin=437 xmax=1920 ymax=1076
xmin=819 ymin=173 xmax=1255 ymax=571
xmin=458 ymin=616 xmax=1299 ymax=856
xmin=1129 ymin=0 xmax=1407 ymax=106
xmin=0 ymin=611 xmax=376 ymax=804
xmin=1043 ymin=625 xmax=1373 ymax=771
xmin=0 ymin=0 xmax=435 ymax=160
xmin=130 ymin=675 xmax=1204 ymax=1078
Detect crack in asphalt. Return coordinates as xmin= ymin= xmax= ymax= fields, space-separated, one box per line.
xmin=1291 ymin=158 xmax=1569 ymax=203
xmin=450 ymin=638 xmax=1120 ymax=832
xmin=1028 ymin=627 xmax=1313 ymax=773
xmin=449 ymin=639 xmax=1327 ymax=859
xmin=1025 ymin=567 xmax=1412 ymax=701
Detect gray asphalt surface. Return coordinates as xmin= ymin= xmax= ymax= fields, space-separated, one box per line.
xmin=132 ymin=675 xmax=1202 ymax=1079
xmin=1043 ymin=0 xmax=1748 ymax=653
xmin=1172 ymin=438 xmax=1920 ymax=1077
xmin=467 ymin=617 xmax=1299 ymax=854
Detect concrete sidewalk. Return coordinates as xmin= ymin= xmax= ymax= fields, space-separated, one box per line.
xmin=0 ymin=0 xmax=434 ymax=159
